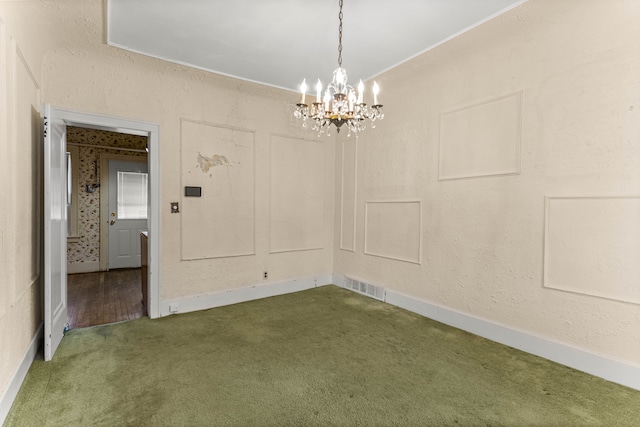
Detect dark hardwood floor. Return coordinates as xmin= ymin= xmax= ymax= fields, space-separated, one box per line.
xmin=67 ymin=268 xmax=146 ymax=329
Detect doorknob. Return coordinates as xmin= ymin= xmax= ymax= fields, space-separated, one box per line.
xmin=110 ymin=219 xmax=116 ymax=225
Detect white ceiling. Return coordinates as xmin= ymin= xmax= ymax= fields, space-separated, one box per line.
xmin=107 ymin=0 xmax=526 ymax=93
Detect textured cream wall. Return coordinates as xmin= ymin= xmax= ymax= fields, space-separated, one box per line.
xmin=0 ymin=10 xmax=43 ymax=400
xmin=334 ymin=0 xmax=640 ymax=365
xmin=0 ymin=0 xmax=334 ymax=399
xmin=37 ymin=1 xmax=334 ymax=299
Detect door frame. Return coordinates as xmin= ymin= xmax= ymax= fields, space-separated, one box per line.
xmin=46 ymin=106 xmax=161 ymax=320
xmin=99 ymin=154 xmax=148 ymax=271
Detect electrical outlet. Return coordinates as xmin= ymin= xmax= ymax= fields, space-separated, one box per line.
xmin=263 ymin=271 xmax=268 ymax=280
xmin=169 ymin=303 xmax=179 ymax=313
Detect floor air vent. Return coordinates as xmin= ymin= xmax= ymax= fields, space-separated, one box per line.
xmin=344 ymin=277 xmax=385 ymax=301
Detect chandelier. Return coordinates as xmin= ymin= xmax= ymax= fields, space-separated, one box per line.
xmin=293 ymin=0 xmax=384 ymax=136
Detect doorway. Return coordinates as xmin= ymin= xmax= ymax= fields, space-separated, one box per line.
xmin=66 ymin=133 xmax=149 ymax=329
xmin=44 ymin=105 xmax=161 ymax=361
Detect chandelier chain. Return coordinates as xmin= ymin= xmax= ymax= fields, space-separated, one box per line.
xmin=337 ymin=0 xmax=343 ymax=67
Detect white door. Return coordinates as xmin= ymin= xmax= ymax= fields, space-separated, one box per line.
xmin=108 ymin=160 xmax=148 ymax=269
xmin=43 ymin=104 xmax=68 ymax=361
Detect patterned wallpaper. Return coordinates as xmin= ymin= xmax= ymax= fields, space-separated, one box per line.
xmin=66 ymin=127 xmax=148 ymax=266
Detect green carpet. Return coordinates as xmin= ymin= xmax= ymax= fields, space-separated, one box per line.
xmin=6 ymin=285 xmax=640 ymax=426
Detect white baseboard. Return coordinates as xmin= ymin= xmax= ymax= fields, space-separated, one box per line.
xmin=160 ymin=274 xmax=333 ymax=317
xmin=333 ymin=274 xmax=640 ymax=391
xmin=0 ymin=323 xmax=43 ymax=426
xmin=67 ymin=261 xmax=99 ymax=274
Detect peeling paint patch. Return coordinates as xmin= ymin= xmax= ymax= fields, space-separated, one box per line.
xmin=197 ymin=153 xmax=229 ymax=172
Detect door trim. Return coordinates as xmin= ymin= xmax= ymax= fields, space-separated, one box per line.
xmin=45 ymin=106 xmax=161 ymax=319
xmin=99 ymin=154 xmax=147 ymax=271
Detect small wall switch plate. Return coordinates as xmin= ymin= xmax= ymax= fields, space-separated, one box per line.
xmin=170 ymin=202 xmax=179 ymax=213
xmin=185 ymin=186 xmax=202 ymax=197
xmin=169 ymin=303 xmax=179 ymax=313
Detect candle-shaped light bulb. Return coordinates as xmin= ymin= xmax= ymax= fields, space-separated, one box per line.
xmin=357 ymin=80 xmax=364 ymax=104
xmin=323 ymin=90 xmax=331 ymax=112
xmin=373 ymin=81 xmax=380 ymax=105
xmin=348 ymin=90 xmax=356 ymax=112
xmin=315 ymin=79 xmax=322 ymax=103
xmin=300 ymin=79 xmax=307 ymax=104
xmin=336 ymin=69 xmax=345 ymax=92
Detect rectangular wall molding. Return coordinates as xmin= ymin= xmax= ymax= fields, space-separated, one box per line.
xmin=544 ymin=196 xmax=640 ymax=304
xmin=0 ymin=323 xmax=43 ymax=426
xmin=364 ymin=200 xmax=422 ymax=264
xmin=269 ymin=135 xmax=325 ymax=253
xmin=13 ymin=39 xmax=41 ymax=301
xmin=0 ymin=19 xmax=8 ymax=319
xmin=439 ymin=91 xmax=522 ymax=180
xmin=340 ymin=139 xmax=357 ymax=252
xmin=332 ymin=274 xmax=640 ymax=391
xmin=180 ymin=119 xmax=256 ymax=260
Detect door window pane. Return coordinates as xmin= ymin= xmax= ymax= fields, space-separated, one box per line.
xmin=117 ymin=171 xmax=148 ymax=219
xmin=66 ymin=152 xmax=72 ymax=236
xmin=66 ymin=146 xmax=80 ymax=237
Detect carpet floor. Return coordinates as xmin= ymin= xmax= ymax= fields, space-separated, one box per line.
xmin=6 ymin=285 xmax=640 ymax=426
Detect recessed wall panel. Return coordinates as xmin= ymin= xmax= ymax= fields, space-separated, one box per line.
xmin=270 ymin=135 xmax=324 ymax=253
xmin=15 ymin=45 xmax=40 ymax=295
xmin=181 ymin=120 xmax=255 ymax=260
xmin=439 ymin=91 xmax=522 ymax=180
xmin=544 ymin=197 xmax=640 ymax=304
xmin=0 ymin=21 xmax=7 ymax=317
xmin=364 ymin=201 xmax=421 ymax=264
xmin=340 ymin=139 xmax=357 ymax=251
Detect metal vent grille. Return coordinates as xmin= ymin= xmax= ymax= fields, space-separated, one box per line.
xmin=344 ymin=276 xmax=385 ymax=301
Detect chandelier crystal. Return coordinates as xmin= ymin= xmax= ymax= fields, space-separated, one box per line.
xmin=294 ymin=0 xmax=384 ymax=136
